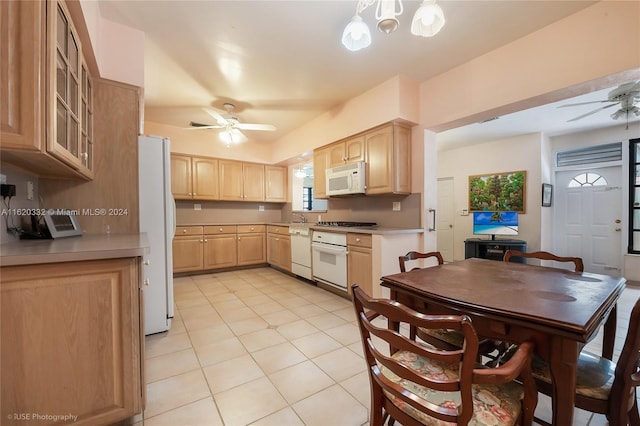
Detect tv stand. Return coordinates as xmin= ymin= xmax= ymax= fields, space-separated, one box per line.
xmin=464 ymin=238 xmax=527 ymax=262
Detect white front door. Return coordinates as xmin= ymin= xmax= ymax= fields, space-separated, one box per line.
xmin=554 ymin=166 xmax=622 ymax=276
xmin=437 ymin=178 xmax=455 ymax=262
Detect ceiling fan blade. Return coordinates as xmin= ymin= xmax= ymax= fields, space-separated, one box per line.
xmin=235 ymin=123 xmax=277 ymax=131
xmin=558 ymin=100 xmax=613 ymax=108
xmin=203 ymin=107 xmax=228 ymax=126
xmin=185 ymin=121 xmax=224 ymax=130
xmin=567 ymin=103 xmax=619 ymax=122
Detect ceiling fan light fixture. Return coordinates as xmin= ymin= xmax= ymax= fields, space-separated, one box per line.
xmin=411 ymin=0 xmax=445 ymax=37
xmin=342 ymin=15 xmax=372 ymax=51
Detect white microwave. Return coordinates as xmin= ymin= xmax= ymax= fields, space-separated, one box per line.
xmin=326 ymin=161 xmax=366 ymax=196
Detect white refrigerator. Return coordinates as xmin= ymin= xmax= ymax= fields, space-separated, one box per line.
xmin=138 ymin=135 xmax=175 ymax=335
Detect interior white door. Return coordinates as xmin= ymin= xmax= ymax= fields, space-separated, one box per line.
xmin=554 ymin=166 xmax=622 ymax=276
xmin=437 ymin=178 xmax=455 ymax=262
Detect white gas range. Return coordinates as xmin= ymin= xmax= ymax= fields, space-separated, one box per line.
xmin=311 ymin=221 xmax=376 ymax=292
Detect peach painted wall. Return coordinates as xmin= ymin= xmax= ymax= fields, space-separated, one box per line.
xmin=269 ymin=75 xmax=420 ymax=164
xmin=79 ymin=2 xmax=144 ymax=87
xmin=420 ymin=1 xmax=640 ymax=132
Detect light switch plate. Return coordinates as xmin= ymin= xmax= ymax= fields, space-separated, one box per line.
xmin=392 ymin=202 xmax=401 ymax=211
xmin=194 ymin=204 xmax=201 ymax=211
xmin=259 ymin=205 xmax=265 ymax=211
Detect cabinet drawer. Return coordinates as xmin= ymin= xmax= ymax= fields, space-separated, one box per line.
xmin=175 ymin=226 xmax=203 ymax=236
xmin=204 ymin=225 xmax=237 ymax=235
xmin=347 ymin=233 xmax=372 ymax=248
xmin=267 ymin=225 xmax=289 ymax=234
xmin=237 ymin=225 xmax=266 ymax=234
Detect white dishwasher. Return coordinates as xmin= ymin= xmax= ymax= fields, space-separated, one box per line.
xmin=289 ymin=226 xmax=312 ymax=279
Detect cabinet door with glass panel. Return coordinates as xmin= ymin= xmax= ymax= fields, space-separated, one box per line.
xmin=47 ymin=0 xmax=93 ymax=178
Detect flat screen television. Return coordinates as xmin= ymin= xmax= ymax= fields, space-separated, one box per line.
xmin=473 ymin=211 xmax=518 ymax=240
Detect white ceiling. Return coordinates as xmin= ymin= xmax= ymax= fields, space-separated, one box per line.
xmin=97 ymin=1 xmax=638 ymax=150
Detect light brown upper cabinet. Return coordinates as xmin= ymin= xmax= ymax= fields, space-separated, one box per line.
xmin=312 ymin=122 xmax=411 ymax=198
xmin=313 ymin=146 xmax=331 ymax=199
xmin=328 ymin=135 xmax=366 ymax=168
xmin=170 ymin=154 xmax=219 ymax=200
xmin=265 ymin=165 xmax=287 ymax=202
xmin=219 ymin=160 xmax=265 ymax=201
xmin=1 ymin=0 xmax=94 ymax=179
xmin=365 ymin=123 xmax=411 ymax=195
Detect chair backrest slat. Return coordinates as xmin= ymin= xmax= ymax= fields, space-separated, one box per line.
xmin=504 ymin=250 xmax=584 ymax=272
xmin=399 ymin=251 xmax=444 ymax=272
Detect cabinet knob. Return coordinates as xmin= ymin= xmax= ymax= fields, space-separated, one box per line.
xmin=219 ymin=228 xmax=223 ymax=232
xmin=356 ymin=238 xmax=361 ymax=242
xmin=183 ymin=229 xmax=187 ymax=233
xmin=81 ymin=152 xmax=88 ymax=160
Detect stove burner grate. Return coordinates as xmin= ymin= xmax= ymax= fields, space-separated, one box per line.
xmin=316 ymin=221 xmax=377 ymax=227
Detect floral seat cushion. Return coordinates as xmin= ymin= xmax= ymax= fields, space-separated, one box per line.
xmin=382 ymin=350 xmax=525 ymax=426
xmin=531 ymin=351 xmax=614 ymax=400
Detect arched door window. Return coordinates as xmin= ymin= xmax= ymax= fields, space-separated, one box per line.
xmin=567 ymin=172 xmax=608 ymax=188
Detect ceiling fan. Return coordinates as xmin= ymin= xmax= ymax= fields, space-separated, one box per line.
xmin=187 ymin=103 xmax=277 ymax=145
xmin=559 ymin=81 xmax=640 ymax=123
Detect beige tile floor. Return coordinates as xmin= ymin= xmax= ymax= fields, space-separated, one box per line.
xmin=141 ymin=267 xmax=640 ymax=426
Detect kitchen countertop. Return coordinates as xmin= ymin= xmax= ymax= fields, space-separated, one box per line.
xmin=0 ymin=233 xmax=149 ymax=267
xmin=176 ymin=222 xmax=424 ymax=235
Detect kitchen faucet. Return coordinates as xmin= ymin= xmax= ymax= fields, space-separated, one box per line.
xmin=291 ymin=212 xmax=306 ymax=223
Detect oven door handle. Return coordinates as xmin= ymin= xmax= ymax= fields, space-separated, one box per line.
xmin=312 ymin=243 xmax=347 ymax=255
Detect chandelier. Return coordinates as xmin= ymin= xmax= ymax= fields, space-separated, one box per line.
xmin=342 ymin=0 xmax=445 ymax=51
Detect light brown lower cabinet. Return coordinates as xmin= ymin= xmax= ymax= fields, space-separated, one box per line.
xmin=1 ymin=257 xmax=144 ymax=426
xmin=347 ymin=233 xmax=373 ymax=296
xmin=173 ymin=225 xmax=267 ymax=273
xmin=204 ymin=227 xmax=238 ymax=269
xmin=173 ymin=226 xmax=205 ymax=273
xmin=237 ymin=225 xmax=267 ymax=266
xmin=267 ymin=225 xmax=291 ymax=272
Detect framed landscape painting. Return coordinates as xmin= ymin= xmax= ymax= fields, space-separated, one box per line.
xmin=468 ymin=170 xmax=526 ymax=213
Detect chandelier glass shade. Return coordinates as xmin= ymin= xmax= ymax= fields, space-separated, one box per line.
xmin=342 ymin=15 xmax=372 ymax=51
xmin=341 ymin=0 xmax=445 ymax=51
xmin=411 ymin=0 xmax=445 ymax=37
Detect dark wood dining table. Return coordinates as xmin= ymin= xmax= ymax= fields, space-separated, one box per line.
xmin=379 ymin=257 xmax=626 ymax=425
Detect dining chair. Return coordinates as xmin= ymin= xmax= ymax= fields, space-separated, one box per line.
xmin=529 ymin=296 xmax=640 ymax=426
xmin=502 ymin=249 xmax=618 ymax=360
xmin=503 ymin=250 xmax=584 ymax=272
xmin=351 ymin=284 xmax=538 ymax=426
xmin=398 ymin=251 xmax=501 ymax=364
xmin=398 ymin=251 xmax=444 ymax=272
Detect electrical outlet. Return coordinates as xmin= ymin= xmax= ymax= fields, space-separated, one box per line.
xmin=27 ymin=181 xmax=34 ymax=200
xmin=392 ymin=202 xmax=401 ymax=211
xmin=194 ymin=204 xmax=201 ymax=211
xmin=258 ymin=205 xmax=265 ymax=211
